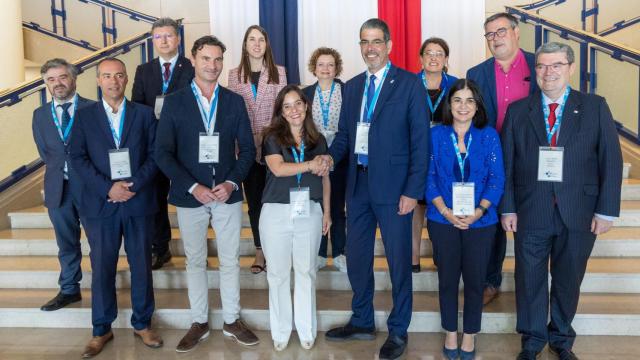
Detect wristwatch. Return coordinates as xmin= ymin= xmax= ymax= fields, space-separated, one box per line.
xmin=477 ymin=205 xmax=488 ymax=216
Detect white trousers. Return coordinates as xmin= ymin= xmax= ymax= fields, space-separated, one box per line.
xmin=259 ymin=202 xmax=323 ymax=343
xmin=176 ymin=201 xmax=242 ymax=324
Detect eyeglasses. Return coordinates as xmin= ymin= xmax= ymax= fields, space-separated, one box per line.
xmin=152 ymin=33 xmax=176 ymax=40
xmin=423 ymin=50 xmax=445 ymax=59
xmin=535 ymin=62 xmax=570 ymax=72
xmin=451 ymin=98 xmax=477 ymax=107
xmin=359 ymin=39 xmax=386 ymax=47
xmin=484 ymin=27 xmax=509 ymax=41
xmin=283 ymin=100 xmax=305 ymax=114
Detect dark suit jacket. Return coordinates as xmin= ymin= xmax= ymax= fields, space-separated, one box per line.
xmin=301 ymin=79 xmax=345 ymax=103
xmin=466 ymin=49 xmax=538 ymax=127
xmin=155 ymin=85 xmax=256 ymax=208
xmin=131 ymin=56 xmax=194 ymax=109
xmin=499 ymin=89 xmax=623 ymax=231
xmin=329 ymin=64 xmax=430 ymax=204
xmin=70 ymin=100 xmax=159 ymax=218
xmin=32 ymin=95 xmax=94 ymax=208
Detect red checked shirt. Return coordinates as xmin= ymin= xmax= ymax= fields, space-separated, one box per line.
xmin=495 ymin=49 xmax=531 ymax=133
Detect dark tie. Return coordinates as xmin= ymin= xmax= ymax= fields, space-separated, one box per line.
xmin=548 ymin=103 xmax=559 ymax=146
xmin=358 ymin=74 xmax=377 ymax=166
xmin=58 ymin=102 xmax=72 ymax=131
xmin=163 ymin=62 xmax=171 ymax=82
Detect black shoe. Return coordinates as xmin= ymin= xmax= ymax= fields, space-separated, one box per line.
xmin=40 ymin=291 xmax=81 ymax=311
xmin=379 ymin=335 xmax=407 ymax=360
xmin=550 ymin=346 xmax=578 ymax=360
xmin=516 ymin=349 xmax=540 ymax=360
xmin=151 ymin=250 xmax=172 ymax=270
xmin=411 ymin=264 xmax=421 ymax=273
xmin=325 ymin=323 xmax=376 ymax=342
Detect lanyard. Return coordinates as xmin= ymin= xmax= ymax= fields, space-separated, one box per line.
xmin=50 ymin=96 xmax=77 ymax=144
xmin=316 ymin=81 xmax=335 ymax=128
xmin=421 ymin=71 xmax=448 ymax=117
xmin=191 ymin=81 xmax=220 ymax=135
xmin=450 ymin=131 xmax=472 ymax=180
xmin=290 ymin=141 xmax=305 ymax=187
xmin=362 ymin=61 xmax=391 ymax=123
xmin=106 ymin=100 xmax=126 ymax=149
xmin=541 ymin=87 xmax=570 ymax=145
xmin=251 ymin=83 xmax=257 ymax=100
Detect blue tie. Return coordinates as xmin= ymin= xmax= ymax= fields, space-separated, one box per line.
xmin=59 ymin=103 xmax=72 ymax=130
xmin=358 ymin=74 xmax=376 ymax=166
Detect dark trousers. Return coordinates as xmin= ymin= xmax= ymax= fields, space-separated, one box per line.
xmin=243 ymin=161 xmax=266 ymax=249
xmin=515 ymin=206 xmax=596 ymax=352
xmin=152 ymin=173 xmax=172 ymax=255
xmin=346 ymin=169 xmax=412 ymax=337
xmin=84 ymin=210 xmax=155 ymax=336
xmin=485 ymin=224 xmax=506 ymax=288
xmin=427 ymin=220 xmax=495 ymax=333
xmin=47 ymin=181 xmax=83 ymax=295
xmin=319 ymin=158 xmax=347 ymax=258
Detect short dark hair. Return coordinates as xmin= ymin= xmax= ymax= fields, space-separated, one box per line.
xmin=191 ymin=35 xmax=226 ymax=57
xmin=40 ymin=58 xmax=78 ymax=79
xmin=360 ymin=18 xmax=391 ymax=42
xmin=441 ymin=79 xmax=489 ymax=129
xmin=96 ymin=57 xmax=126 ymax=76
xmin=419 ymin=37 xmax=450 ymax=72
xmin=307 ymin=47 xmax=343 ymax=77
xmin=151 ymin=17 xmax=180 ymax=36
xmin=484 ymin=12 xmax=519 ymax=29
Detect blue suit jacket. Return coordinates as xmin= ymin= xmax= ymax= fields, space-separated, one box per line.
xmin=32 ymin=95 xmax=94 ymax=208
xmin=70 ymin=100 xmax=159 ymax=218
xmin=466 ymin=50 xmax=538 ymax=127
xmin=155 ymin=85 xmax=255 ymax=208
xmin=329 ymin=64 xmax=430 ymax=204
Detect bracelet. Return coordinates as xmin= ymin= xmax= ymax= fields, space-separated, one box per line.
xmin=477 ymin=205 xmax=488 ymax=216
xmin=440 ymin=207 xmax=449 ymax=216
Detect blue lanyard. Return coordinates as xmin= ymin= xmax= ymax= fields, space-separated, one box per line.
xmin=421 ymin=71 xmax=448 ymax=116
xmin=251 ymin=83 xmax=257 ymax=100
xmin=316 ymin=81 xmax=335 ymax=128
xmin=290 ymin=141 xmax=305 ymax=186
xmin=450 ymin=131 xmax=472 ymax=180
xmin=50 ymin=96 xmax=77 ymax=144
xmin=362 ymin=62 xmax=391 ymax=123
xmin=106 ymin=100 xmax=126 ymax=148
xmin=191 ymin=81 xmax=220 ymax=134
xmin=541 ymin=87 xmax=570 ymax=145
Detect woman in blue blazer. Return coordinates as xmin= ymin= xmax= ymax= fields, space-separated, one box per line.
xmin=425 ymin=79 xmax=504 ymax=359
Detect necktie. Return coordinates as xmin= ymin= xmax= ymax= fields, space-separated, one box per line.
xmin=163 ymin=62 xmax=171 ymax=82
xmin=548 ymin=103 xmax=559 ymax=146
xmin=59 ymin=102 xmax=72 ymax=131
xmin=358 ymin=74 xmax=377 ymax=167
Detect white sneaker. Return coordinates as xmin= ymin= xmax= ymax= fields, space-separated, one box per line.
xmin=301 ymin=339 xmax=315 ymax=350
xmin=274 ymin=340 xmax=288 ymax=351
xmin=316 ymin=256 xmax=327 ymax=271
xmin=333 ymin=254 xmax=348 ymax=273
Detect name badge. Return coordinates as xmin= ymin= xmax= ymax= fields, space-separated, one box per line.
xmin=322 ymin=130 xmax=336 ymax=147
xmin=354 ymin=122 xmax=370 ymax=155
xmin=290 ymin=187 xmax=310 ymax=219
xmin=109 ymin=148 xmax=132 ymax=180
xmin=538 ymin=146 xmax=563 ymax=182
xmin=154 ymin=95 xmax=165 ymax=119
xmin=452 ymin=182 xmax=475 ymax=216
xmin=199 ymin=132 xmax=220 ymax=163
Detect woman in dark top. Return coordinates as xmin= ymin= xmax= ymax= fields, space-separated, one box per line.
xmin=259 ymin=85 xmax=331 ymax=352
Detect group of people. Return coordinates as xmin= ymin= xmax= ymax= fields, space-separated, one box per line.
xmin=32 ymin=12 xmax=622 ymax=360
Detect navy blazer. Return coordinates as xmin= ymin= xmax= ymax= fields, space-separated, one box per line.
xmin=466 ymin=50 xmax=538 ymax=127
xmin=499 ymin=89 xmax=623 ymax=231
xmin=32 ymin=95 xmax=95 ymax=208
xmin=329 ymin=64 xmax=430 ymax=204
xmin=301 ymin=79 xmax=346 ymax=104
xmin=155 ymin=85 xmax=256 ymax=208
xmin=131 ymin=55 xmax=194 ymax=110
xmin=70 ymin=100 xmax=159 ymax=218
xmin=425 ymin=124 xmax=504 ymax=227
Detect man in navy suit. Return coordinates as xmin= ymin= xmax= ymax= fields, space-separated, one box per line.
xmin=466 ymin=12 xmax=538 ymax=305
xmin=324 ymin=18 xmax=429 ymax=360
xmin=500 ymin=42 xmax=622 ymax=360
xmin=155 ymin=36 xmax=258 ymax=353
xmin=70 ymin=58 xmax=163 ymax=358
xmin=32 ymin=58 xmax=94 ymax=311
xmin=132 ymin=17 xmax=195 ymax=270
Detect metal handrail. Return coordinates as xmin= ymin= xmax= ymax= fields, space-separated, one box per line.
xmin=23 ymin=21 xmax=99 ymax=51
xmin=598 ymin=16 xmax=640 ymax=37
xmin=77 ymin=0 xmax=158 ymax=23
xmin=521 ymin=0 xmax=567 ymax=11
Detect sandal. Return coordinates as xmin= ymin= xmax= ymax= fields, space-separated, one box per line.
xmin=250 ymin=261 xmax=266 ymax=274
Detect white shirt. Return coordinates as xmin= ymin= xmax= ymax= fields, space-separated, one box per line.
xmin=159 ymin=53 xmax=179 ymax=74
xmin=359 ymin=63 xmax=389 ymax=123
xmin=102 ymin=97 xmax=126 ymax=147
xmin=53 ymin=93 xmax=78 ymax=179
xmin=541 ymin=88 xmax=569 ymax=138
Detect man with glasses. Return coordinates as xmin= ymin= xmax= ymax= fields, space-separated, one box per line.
xmin=500 ymin=42 xmax=622 ymax=360
xmin=132 ymin=17 xmax=194 ymax=270
xmin=466 ymin=12 xmax=538 ymax=306
xmin=324 ymin=18 xmax=429 ymax=360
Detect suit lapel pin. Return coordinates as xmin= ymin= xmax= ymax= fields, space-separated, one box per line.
xmin=390 ymin=79 xmax=395 ymax=84
xmin=574 ymin=110 xmax=579 ymax=114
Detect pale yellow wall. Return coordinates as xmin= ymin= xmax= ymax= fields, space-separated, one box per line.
xmin=22 ymin=29 xmax=92 ymax=73
xmin=0 ymin=94 xmax=40 ymax=180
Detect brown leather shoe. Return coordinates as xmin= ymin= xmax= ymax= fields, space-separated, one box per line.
xmin=134 ymin=328 xmax=163 ymax=348
xmin=222 ymin=319 xmax=259 ymax=346
xmin=81 ymin=331 xmax=114 ymax=358
xmin=176 ymin=322 xmax=210 ymax=353
xmin=483 ymin=286 xmax=500 ymax=306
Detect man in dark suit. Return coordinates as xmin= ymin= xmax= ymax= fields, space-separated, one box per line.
xmin=32 ymin=58 xmax=94 ymax=311
xmin=323 ymin=19 xmax=429 ymax=360
xmin=70 ymin=58 xmax=163 ymax=358
xmin=155 ymin=36 xmax=258 ymax=353
xmin=500 ymin=42 xmax=622 ymax=360
xmin=466 ymin=12 xmax=539 ymax=305
xmin=131 ymin=17 xmax=194 ymax=270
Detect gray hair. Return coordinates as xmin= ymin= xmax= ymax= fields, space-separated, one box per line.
xmin=360 ymin=18 xmax=391 ymax=43
xmin=535 ymin=42 xmax=575 ymax=64
xmin=40 ymin=58 xmax=78 ymax=79
xmin=96 ymin=57 xmax=127 ymax=75
xmin=484 ymin=12 xmax=519 ymax=29
xmin=151 ymin=17 xmax=180 ymax=36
